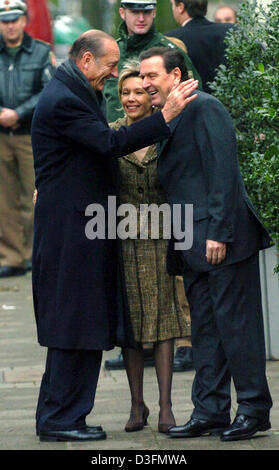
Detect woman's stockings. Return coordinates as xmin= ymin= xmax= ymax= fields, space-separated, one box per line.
xmin=154 ymin=339 xmax=176 ymax=428
xmin=122 ymin=347 xmax=147 ymax=427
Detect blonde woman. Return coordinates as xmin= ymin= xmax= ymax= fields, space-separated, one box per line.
xmin=110 ymin=64 xmax=189 ymax=434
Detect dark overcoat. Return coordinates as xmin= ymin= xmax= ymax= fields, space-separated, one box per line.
xmin=31 ymin=66 xmax=170 ymax=350
xmin=157 ymin=91 xmax=273 ymax=274
xmin=167 ymin=17 xmax=234 ymax=93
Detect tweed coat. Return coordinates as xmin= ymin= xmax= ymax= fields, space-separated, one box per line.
xmin=110 ymin=117 xmax=190 ymax=343
xmin=31 ymin=64 xmax=170 ymax=350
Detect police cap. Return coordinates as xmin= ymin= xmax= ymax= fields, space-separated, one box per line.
xmin=0 ymin=0 xmax=27 ymax=22
xmin=121 ymin=0 xmax=157 ymax=11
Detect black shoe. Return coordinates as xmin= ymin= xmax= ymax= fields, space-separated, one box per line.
xmin=104 ymin=353 xmax=126 ymax=370
xmin=104 ymin=350 xmax=155 ymax=370
xmin=39 ymin=428 xmax=107 ymax=442
xmin=0 ymin=266 xmax=26 ymax=278
xmin=167 ymin=417 xmax=229 ymax=438
xmin=173 ymin=347 xmax=194 ymax=372
xmin=36 ymin=425 xmax=103 ymax=436
xmin=220 ymin=414 xmax=271 ymax=442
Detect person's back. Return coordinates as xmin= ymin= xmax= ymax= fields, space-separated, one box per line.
xmin=167 ymin=0 xmax=234 ymax=93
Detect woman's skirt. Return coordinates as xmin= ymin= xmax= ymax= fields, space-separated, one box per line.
xmin=121 ymin=238 xmax=190 ymax=344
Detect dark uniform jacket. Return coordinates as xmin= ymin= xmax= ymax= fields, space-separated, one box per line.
xmin=31 ymin=61 xmax=170 ymax=350
xmin=167 ymin=17 xmax=234 ymax=93
xmin=156 ymin=91 xmax=273 ymax=274
xmin=104 ymin=21 xmax=202 ymax=122
xmin=0 ymin=32 xmax=55 ymax=134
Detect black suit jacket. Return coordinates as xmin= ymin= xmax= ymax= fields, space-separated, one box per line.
xmin=167 ymin=17 xmax=234 ymax=93
xmin=157 ymin=91 xmax=273 ymax=274
xmin=31 ymin=65 xmax=170 ymax=350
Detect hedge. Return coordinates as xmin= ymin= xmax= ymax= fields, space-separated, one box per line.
xmin=209 ymin=0 xmax=279 ymax=270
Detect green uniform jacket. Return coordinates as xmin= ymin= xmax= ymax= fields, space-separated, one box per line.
xmin=104 ymin=21 xmax=202 ymax=122
xmin=0 ymin=32 xmax=55 ymax=135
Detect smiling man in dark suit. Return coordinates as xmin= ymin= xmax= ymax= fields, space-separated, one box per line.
xmin=167 ymin=0 xmax=234 ymax=93
xmin=139 ymin=46 xmax=273 ymax=442
xmin=31 ymin=30 xmax=198 ymax=443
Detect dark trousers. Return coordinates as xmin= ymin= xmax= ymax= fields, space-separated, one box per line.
xmin=36 ymin=348 xmax=102 ymax=432
xmin=183 ymin=252 xmax=272 ymax=424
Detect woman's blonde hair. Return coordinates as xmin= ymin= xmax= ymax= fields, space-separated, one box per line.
xmin=117 ymin=60 xmax=142 ymax=99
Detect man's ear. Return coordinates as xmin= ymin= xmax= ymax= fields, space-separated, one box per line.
xmin=173 ymin=66 xmax=182 ymax=84
xmin=119 ymin=7 xmax=125 ymax=21
xmin=21 ymin=16 xmax=27 ymax=28
xmin=81 ymin=51 xmax=94 ymax=71
xmin=178 ymin=2 xmax=185 ymax=14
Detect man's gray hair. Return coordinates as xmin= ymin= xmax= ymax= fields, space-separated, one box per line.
xmin=69 ymin=30 xmax=112 ymax=62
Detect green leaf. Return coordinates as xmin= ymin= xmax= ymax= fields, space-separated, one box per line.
xmin=209 ymin=0 xmax=279 ymax=265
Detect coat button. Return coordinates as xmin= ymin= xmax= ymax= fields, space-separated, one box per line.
xmin=137 ymin=167 xmax=144 ymax=174
xmin=138 ymin=187 xmax=144 ymax=194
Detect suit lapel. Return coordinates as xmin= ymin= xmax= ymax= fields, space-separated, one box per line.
xmin=157 ymin=112 xmax=183 ymax=159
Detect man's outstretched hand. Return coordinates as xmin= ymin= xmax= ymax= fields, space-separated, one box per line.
xmin=161 ymin=79 xmax=198 ymax=123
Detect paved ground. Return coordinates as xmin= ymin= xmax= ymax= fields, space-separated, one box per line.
xmin=0 ymin=271 xmax=278 ymax=452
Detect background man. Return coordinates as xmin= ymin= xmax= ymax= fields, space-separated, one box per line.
xmin=167 ymin=0 xmax=234 ymax=93
xmin=104 ymin=0 xmax=201 ymax=122
xmin=0 ymin=0 xmax=55 ymax=278
xmin=214 ymin=5 xmax=237 ymax=23
xmin=139 ymin=47 xmax=273 ymax=442
xmin=31 ymin=29 xmax=197 ymax=442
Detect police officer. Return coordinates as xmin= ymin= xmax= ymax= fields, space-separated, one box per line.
xmin=104 ymin=0 xmax=201 ymax=122
xmin=0 ymin=0 xmax=55 ymax=278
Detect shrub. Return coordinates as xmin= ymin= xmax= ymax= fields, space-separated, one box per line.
xmin=210 ymin=0 xmax=279 ymax=270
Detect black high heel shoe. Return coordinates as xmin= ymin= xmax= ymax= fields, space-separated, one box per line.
xmin=125 ymin=405 xmax=150 ymax=432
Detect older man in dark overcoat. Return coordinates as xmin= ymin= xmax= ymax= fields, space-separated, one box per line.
xmin=31 ymin=30 xmax=198 ymax=442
